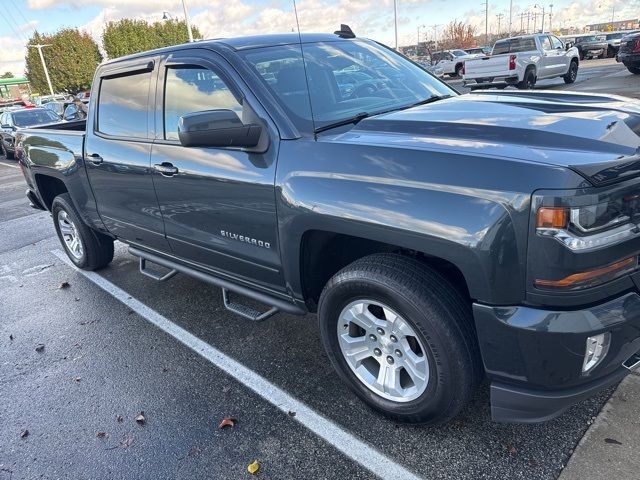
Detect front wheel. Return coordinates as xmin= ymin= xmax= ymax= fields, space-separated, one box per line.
xmin=563 ymin=60 xmax=578 ymax=84
xmin=628 ymin=66 xmax=640 ymax=75
xmin=318 ymin=254 xmax=482 ymax=425
xmin=52 ymin=193 xmax=114 ymax=270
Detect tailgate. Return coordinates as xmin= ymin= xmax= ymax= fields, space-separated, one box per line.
xmin=463 ymin=55 xmax=511 ymax=79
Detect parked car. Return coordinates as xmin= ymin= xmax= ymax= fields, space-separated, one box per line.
xmin=34 ymin=94 xmax=69 ymax=107
xmin=16 ymin=30 xmax=640 ymax=426
xmin=573 ymin=35 xmax=608 ymax=59
xmin=416 ymin=61 xmax=445 ymax=78
xmin=465 ymin=46 xmax=492 ymax=55
xmin=616 ymin=31 xmax=640 ymax=74
xmin=463 ymin=34 xmax=579 ymax=89
xmin=0 ymin=107 xmax=61 ymax=158
xmin=334 ymin=70 xmax=388 ymax=98
xmin=598 ymin=32 xmax=626 ymax=57
xmin=431 ymin=49 xmax=480 ymax=77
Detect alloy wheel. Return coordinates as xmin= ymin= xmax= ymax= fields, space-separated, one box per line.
xmin=337 ymin=300 xmax=429 ymax=402
xmin=57 ymin=210 xmax=84 ymax=259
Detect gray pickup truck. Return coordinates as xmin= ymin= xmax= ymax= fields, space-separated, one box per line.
xmin=16 ymin=30 xmax=640 ymax=426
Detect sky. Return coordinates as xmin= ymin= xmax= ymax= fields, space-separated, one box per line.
xmin=0 ymin=0 xmax=638 ymax=76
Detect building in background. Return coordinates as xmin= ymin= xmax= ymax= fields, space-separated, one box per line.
xmin=587 ymin=19 xmax=639 ymax=32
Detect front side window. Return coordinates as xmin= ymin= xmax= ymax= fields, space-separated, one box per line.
xmin=550 ymin=36 xmax=564 ymax=49
xmin=541 ymin=36 xmax=553 ymax=50
xmin=241 ymin=40 xmax=455 ymax=132
xmin=163 ymin=66 xmax=242 ymax=141
xmin=97 ymin=71 xmax=150 ymax=138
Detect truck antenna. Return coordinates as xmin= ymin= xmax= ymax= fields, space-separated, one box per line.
xmin=293 ymin=0 xmax=318 ymax=138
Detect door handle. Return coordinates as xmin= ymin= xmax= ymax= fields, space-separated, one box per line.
xmin=153 ymin=162 xmax=178 ymax=176
xmin=87 ymin=153 xmax=103 ymax=164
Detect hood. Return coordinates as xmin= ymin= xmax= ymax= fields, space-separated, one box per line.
xmin=336 ymin=91 xmax=640 ymax=186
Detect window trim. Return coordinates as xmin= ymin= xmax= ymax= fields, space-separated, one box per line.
xmin=94 ymin=69 xmax=154 ymax=142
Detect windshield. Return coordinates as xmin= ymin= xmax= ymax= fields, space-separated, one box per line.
xmin=451 ymin=50 xmax=468 ymax=57
xmin=241 ymin=39 xmax=455 ymax=133
xmin=12 ymin=109 xmax=60 ymax=127
xmin=578 ymin=36 xmax=597 ymax=42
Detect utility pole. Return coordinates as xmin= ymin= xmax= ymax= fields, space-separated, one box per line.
xmin=417 ymin=24 xmax=425 ymax=53
xmin=430 ymin=24 xmax=442 ymax=51
xmin=481 ymin=0 xmax=489 ymax=44
xmin=29 ymin=44 xmax=54 ymax=95
xmin=181 ymin=0 xmax=194 ymax=42
xmin=548 ymin=4 xmax=553 ymax=33
xmin=394 ymin=0 xmax=398 ymax=50
xmin=518 ymin=12 xmax=526 ymax=34
xmin=508 ymin=0 xmax=513 ymax=36
xmin=496 ymin=13 xmax=504 ymax=36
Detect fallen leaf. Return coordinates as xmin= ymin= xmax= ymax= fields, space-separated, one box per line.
xmin=287 ymin=411 xmax=296 ymax=417
xmin=96 ymin=431 xmax=107 ymax=438
xmin=20 ymin=429 xmax=29 ymax=438
xmin=162 ymin=367 xmax=168 ymax=373
xmin=74 ymin=377 xmax=81 ymax=382
xmin=528 ymin=458 xmax=539 ymax=467
xmin=218 ymin=417 xmax=237 ymax=429
xmin=187 ymin=447 xmax=201 ymax=457
xmin=116 ymin=415 xmax=123 ymax=423
xmin=247 ymin=460 xmax=260 ymax=475
xmin=506 ymin=444 xmax=517 ymax=456
xmin=74 ymin=298 xmax=80 ymax=302
xmin=135 ymin=411 xmax=146 ymax=424
xmin=59 ymin=281 xmax=70 ymax=289
xmin=9 ymin=334 xmax=13 ymax=341
xmin=35 ymin=344 xmax=45 ymax=353
xmin=120 ymin=435 xmax=134 ymax=448
xmin=605 ymin=437 xmax=622 ymax=445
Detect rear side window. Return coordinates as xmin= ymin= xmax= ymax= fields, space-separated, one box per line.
xmin=492 ymin=41 xmax=510 ymax=55
xmin=97 ymin=71 xmax=151 ymax=138
xmin=509 ymin=38 xmax=537 ymax=52
xmin=163 ymin=66 xmax=242 ymax=141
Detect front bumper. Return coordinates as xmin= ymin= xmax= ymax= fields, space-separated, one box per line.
xmin=473 ymin=292 xmax=640 ymax=422
xmin=617 ymin=52 xmax=640 ymax=66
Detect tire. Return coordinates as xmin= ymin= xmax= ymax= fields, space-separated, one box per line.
xmin=516 ymin=67 xmax=536 ymax=89
xmin=1 ymin=141 xmax=14 ymax=159
xmin=628 ymin=66 xmax=640 ymax=75
xmin=318 ymin=253 xmax=482 ymax=425
xmin=52 ymin=193 xmax=114 ymax=270
xmin=563 ymin=60 xmax=578 ymax=84
xmin=579 ymin=50 xmax=585 ymax=60
xmin=454 ymin=64 xmax=463 ymax=77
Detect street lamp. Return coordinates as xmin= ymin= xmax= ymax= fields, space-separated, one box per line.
xmin=162 ymin=11 xmax=174 ymax=20
xmin=534 ymin=4 xmax=546 ymax=33
xmin=394 ymin=0 xmax=398 ymax=50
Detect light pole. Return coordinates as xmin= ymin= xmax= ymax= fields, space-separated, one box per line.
xmin=548 ymin=4 xmax=553 ymax=33
xmin=417 ymin=24 xmax=425 ymax=53
xmin=393 ymin=0 xmax=398 ymax=50
xmin=508 ymin=0 xmax=513 ymax=36
xmin=496 ymin=13 xmax=504 ymax=36
xmin=534 ymin=4 xmax=546 ymax=33
xmin=181 ymin=0 xmax=194 ymax=42
xmin=29 ymin=43 xmax=54 ymax=96
xmin=431 ymin=24 xmax=441 ymax=51
xmin=481 ymin=0 xmax=489 ymax=44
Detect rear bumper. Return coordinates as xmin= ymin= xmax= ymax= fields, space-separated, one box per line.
xmin=473 ymin=291 xmax=640 ymax=423
xmin=463 ymin=75 xmax=519 ymax=89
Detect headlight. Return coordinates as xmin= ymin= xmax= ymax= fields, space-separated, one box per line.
xmin=536 ymin=201 xmax=639 ymax=252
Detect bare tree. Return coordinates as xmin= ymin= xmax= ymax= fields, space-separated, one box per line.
xmin=439 ymin=21 xmax=477 ymax=50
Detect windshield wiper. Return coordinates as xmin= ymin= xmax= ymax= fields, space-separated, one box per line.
xmin=407 ymin=94 xmax=452 ymax=108
xmin=314 ymin=112 xmax=371 ymax=135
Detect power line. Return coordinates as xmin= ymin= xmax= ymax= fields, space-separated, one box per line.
xmin=8 ymin=0 xmax=37 ymax=37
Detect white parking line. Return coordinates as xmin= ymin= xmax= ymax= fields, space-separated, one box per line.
xmin=52 ymin=249 xmax=422 ymax=480
xmin=0 ymin=161 xmax=20 ymax=169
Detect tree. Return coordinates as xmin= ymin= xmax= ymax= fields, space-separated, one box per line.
xmin=25 ymin=29 xmax=101 ymax=94
xmin=440 ymin=21 xmax=477 ymax=50
xmin=1 ymin=72 xmax=14 ymax=78
xmin=102 ymin=18 xmax=203 ymax=59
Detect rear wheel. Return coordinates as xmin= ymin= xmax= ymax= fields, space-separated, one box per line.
xmin=318 ymin=254 xmax=482 ymax=425
xmin=628 ymin=66 xmax=640 ymax=75
xmin=517 ymin=68 xmax=536 ymax=89
xmin=52 ymin=193 xmax=114 ymax=270
xmin=454 ymin=64 xmax=463 ymax=77
xmin=563 ymin=60 xmax=578 ymax=84
xmin=1 ymin=141 xmax=14 ymax=159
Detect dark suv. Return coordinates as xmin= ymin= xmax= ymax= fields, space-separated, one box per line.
xmin=617 ymin=31 xmax=640 ymax=74
xmin=574 ymin=35 xmax=608 ymax=59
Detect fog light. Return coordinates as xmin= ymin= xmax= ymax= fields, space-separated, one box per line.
xmin=582 ymin=333 xmax=611 ymax=374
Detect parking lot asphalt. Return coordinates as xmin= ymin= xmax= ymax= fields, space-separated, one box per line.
xmin=1 ymin=61 xmax=638 ymax=480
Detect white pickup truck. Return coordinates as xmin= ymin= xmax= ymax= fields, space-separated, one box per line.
xmin=462 ymin=34 xmax=580 ymax=89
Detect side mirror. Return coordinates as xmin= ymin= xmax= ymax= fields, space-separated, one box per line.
xmin=178 ymin=109 xmax=262 ymax=149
